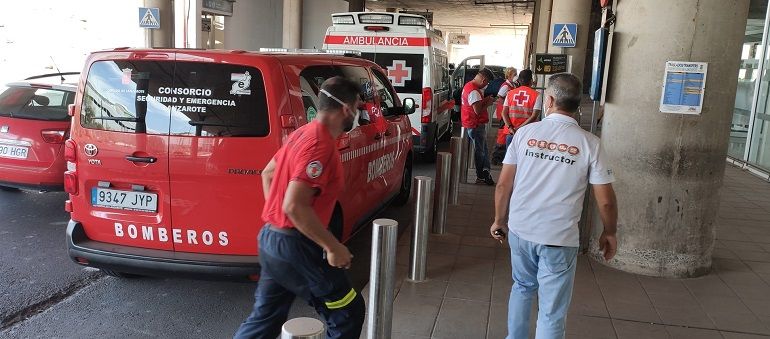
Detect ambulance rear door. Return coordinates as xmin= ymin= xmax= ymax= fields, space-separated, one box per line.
xmin=324 ymin=13 xmax=426 ymax=139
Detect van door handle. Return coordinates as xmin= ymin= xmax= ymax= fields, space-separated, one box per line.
xmin=126 ymin=155 xmax=157 ymax=163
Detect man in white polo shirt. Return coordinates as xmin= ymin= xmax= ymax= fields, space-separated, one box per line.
xmin=490 ymin=73 xmax=618 ymax=339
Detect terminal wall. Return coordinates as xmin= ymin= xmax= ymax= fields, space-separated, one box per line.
xmin=589 ymin=0 xmax=750 ymax=278
xmin=301 ymin=0 xmax=349 ymax=49
xmin=223 ymin=0 xmax=283 ymax=50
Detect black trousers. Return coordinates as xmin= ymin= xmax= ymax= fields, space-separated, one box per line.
xmin=234 ymin=225 xmax=365 ymax=339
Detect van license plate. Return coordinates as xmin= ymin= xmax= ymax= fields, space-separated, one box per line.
xmin=0 ymin=144 xmax=29 ymax=159
xmin=91 ymin=188 xmax=158 ymax=212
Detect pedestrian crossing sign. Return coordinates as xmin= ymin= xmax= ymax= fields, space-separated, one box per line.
xmin=139 ymin=7 xmax=160 ymax=29
xmin=552 ymin=23 xmax=577 ymax=48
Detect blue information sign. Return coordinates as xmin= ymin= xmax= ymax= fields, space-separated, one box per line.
xmin=139 ymin=7 xmax=160 ymax=29
xmin=552 ymin=23 xmax=577 ymax=48
xmin=590 ymin=28 xmax=608 ymax=101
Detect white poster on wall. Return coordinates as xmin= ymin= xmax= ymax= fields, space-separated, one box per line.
xmin=659 ymin=61 xmax=708 ymax=114
xmin=448 ymin=33 xmax=470 ymax=45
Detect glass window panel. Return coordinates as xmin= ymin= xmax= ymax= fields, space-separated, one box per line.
xmin=729 ymin=2 xmax=768 ymax=159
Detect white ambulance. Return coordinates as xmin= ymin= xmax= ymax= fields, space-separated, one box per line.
xmin=324 ymin=12 xmax=452 ymax=161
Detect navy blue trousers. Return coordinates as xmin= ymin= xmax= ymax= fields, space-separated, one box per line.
xmin=234 ymin=225 xmax=365 ymax=339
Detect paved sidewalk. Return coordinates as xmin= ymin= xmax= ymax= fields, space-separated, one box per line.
xmin=379 ymin=164 xmax=770 ymax=339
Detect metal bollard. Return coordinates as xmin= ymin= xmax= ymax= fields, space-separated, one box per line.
xmin=409 ymin=176 xmax=433 ymax=282
xmin=449 ymin=137 xmax=462 ymax=205
xmin=433 ymin=152 xmax=451 ymax=234
xmin=469 ymin=139 xmax=476 ymax=172
xmin=281 ymin=317 xmax=324 ymax=339
xmin=460 ymin=127 xmax=470 ymax=184
xmin=367 ymin=219 xmax=398 ymax=339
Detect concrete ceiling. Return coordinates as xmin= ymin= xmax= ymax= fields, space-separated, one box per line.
xmin=365 ymin=0 xmax=534 ymax=35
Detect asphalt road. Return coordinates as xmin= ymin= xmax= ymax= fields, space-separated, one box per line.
xmin=0 ymin=147 xmax=444 ymax=338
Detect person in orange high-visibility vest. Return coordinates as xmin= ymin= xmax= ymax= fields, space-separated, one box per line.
xmin=492 ymin=67 xmax=519 ymax=165
xmin=495 ymin=67 xmax=518 ymax=146
xmin=501 ymin=69 xmax=541 ymax=147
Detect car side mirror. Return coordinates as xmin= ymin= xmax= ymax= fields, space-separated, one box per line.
xmin=403 ymin=98 xmax=417 ymax=115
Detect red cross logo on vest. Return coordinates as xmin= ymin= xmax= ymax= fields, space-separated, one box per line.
xmin=387 ymin=60 xmax=412 ymax=87
xmin=513 ymin=91 xmax=530 ymax=106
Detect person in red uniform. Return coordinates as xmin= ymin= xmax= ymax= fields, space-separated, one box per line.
xmin=501 ymin=69 xmax=541 ymax=147
xmin=235 ymin=77 xmax=365 ymax=339
xmin=461 ymin=68 xmax=496 ymax=185
xmin=493 ymin=67 xmax=519 ymax=165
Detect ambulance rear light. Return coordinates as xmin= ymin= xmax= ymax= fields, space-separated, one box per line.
xmin=364 ymin=26 xmax=390 ymax=32
xmin=421 ymin=87 xmax=433 ymax=123
xmin=332 ymin=15 xmax=355 ymax=25
xmin=398 ymin=16 xmax=427 ymax=27
xmin=248 ymin=273 xmax=260 ymax=282
xmin=358 ymin=13 xmax=393 ymax=24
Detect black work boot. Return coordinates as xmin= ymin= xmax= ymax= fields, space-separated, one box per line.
xmin=483 ymin=170 xmax=495 ymax=186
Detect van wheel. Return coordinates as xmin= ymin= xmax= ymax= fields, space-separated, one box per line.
xmin=392 ymin=156 xmax=413 ymax=206
xmin=101 ymin=269 xmax=143 ymax=278
xmin=0 ymin=186 xmax=20 ymax=192
xmin=329 ymin=204 xmax=344 ymax=241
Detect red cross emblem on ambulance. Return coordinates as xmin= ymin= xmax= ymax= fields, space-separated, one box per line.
xmin=387 ymin=60 xmax=412 ymax=87
xmin=513 ymin=91 xmax=530 ymax=106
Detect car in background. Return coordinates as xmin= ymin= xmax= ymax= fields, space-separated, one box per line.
xmin=0 ymin=73 xmax=78 ymax=191
xmin=450 ymin=57 xmax=505 ymax=121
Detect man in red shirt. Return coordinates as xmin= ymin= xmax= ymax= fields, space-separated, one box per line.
xmin=461 ymin=68 xmax=496 ymax=185
xmin=235 ymin=77 xmax=365 ymax=339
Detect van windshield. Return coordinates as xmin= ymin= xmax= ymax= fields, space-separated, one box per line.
xmin=81 ymin=60 xmax=269 ymax=137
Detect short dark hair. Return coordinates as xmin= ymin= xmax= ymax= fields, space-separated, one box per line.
xmin=546 ymin=73 xmax=582 ymax=113
xmin=318 ymin=76 xmax=361 ymax=111
xmin=518 ymin=69 xmax=533 ymax=84
xmin=478 ymin=68 xmax=494 ymax=81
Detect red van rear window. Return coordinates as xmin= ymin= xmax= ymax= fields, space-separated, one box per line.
xmin=0 ymin=87 xmax=73 ymax=121
xmin=81 ymin=60 xmax=269 ymax=137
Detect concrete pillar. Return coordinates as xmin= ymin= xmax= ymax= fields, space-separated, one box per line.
xmin=348 ymin=0 xmax=365 ymax=12
xmin=142 ymin=0 xmax=173 ymax=47
xmin=589 ymin=0 xmax=750 ymax=278
xmin=139 ymin=0 xmax=174 ymax=48
xmin=534 ymin=0 xmax=552 ymax=55
xmin=283 ymin=0 xmax=302 ymax=49
xmin=174 ymin=0 xmax=202 ymax=48
xmin=549 ymin=0 xmax=591 ymax=78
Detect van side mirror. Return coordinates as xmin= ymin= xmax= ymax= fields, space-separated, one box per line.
xmin=403 ymin=98 xmax=417 ymax=115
